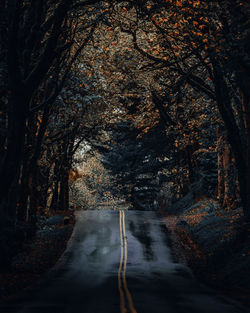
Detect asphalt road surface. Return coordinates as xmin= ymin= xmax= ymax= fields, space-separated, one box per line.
xmin=5 ymin=210 xmax=249 ymax=313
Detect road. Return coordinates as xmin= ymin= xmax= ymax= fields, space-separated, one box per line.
xmin=6 ymin=210 xmax=249 ymax=313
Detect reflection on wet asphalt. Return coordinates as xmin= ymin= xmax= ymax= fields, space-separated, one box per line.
xmin=3 ymin=210 xmax=249 ymax=313
xmin=129 ymin=220 xmax=155 ymax=262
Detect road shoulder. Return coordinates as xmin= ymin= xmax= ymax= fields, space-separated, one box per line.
xmin=0 ymin=210 xmax=75 ymax=303
xmin=161 ymin=199 xmax=250 ymax=309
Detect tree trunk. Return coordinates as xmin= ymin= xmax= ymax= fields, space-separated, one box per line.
xmin=0 ymin=92 xmax=28 ymax=217
xmin=50 ymin=159 xmax=60 ymax=210
xmin=28 ymin=167 xmax=38 ymax=234
xmin=217 ymin=130 xmax=225 ymax=204
xmin=17 ymin=115 xmax=37 ymax=221
xmin=59 ymin=168 xmax=69 ymax=211
xmin=241 ymin=88 xmax=250 ymax=221
xmin=222 ymin=142 xmax=235 ymax=209
xmin=51 ymin=180 xmax=59 ymax=210
xmin=212 ymin=61 xmax=249 ymax=220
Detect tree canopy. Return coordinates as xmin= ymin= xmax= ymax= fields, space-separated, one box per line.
xmin=0 ymin=0 xmax=249 ymax=266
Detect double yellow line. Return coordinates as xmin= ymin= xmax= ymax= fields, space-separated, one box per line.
xmin=118 ymin=210 xmax=137 ymax=313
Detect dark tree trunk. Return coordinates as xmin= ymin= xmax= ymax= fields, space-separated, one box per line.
xmin=222 ymin=142 xmax=235 ymax=209
xmin=50 ymin=160 xmax=60 ymax=210
xmin=59 ymin=168 xmax=69 ymax=211
xmin=241 ymin=87 xmax=250 ymax=221
xmin=217 ymin=129 xmax=225 ymax=204
xmin=17 ymin=114 xmax=37 ymax=221
xmin=212 ymin=61 xmax=249 ymax=221
xmin=0 ymin=92 xmax=28 ymax=217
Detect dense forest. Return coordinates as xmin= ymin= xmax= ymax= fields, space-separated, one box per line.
xmin=0 ymin=0 xmax=249 ymax=309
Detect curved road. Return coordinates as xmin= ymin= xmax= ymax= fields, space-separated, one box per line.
xmin=6 ymin=210 xmax=249 ymax=313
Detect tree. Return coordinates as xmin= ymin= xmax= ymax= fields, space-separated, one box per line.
xmin=0 ymin=0 xmax=115 ymax=265
xmin=108 ymin=0 xmax=250 ymax=220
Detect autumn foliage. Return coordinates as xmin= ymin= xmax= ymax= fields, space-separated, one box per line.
xmin=0 ymin=0 xmax=249 ymax=268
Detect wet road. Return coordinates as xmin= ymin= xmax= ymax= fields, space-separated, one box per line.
xmin=5 ymin=210 xmax=249 ymax=313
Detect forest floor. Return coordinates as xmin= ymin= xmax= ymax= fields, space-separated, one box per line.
xmin=0 ymin=210 xmax=75 ymax=303
xmin=162 ymin=197 xmax=250 ymax=308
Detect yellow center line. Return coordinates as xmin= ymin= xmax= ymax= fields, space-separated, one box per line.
xmin=118 ymin=209 xmax=138 ymax=313
xmin=118 ymin=210 xmax=126 ymax=313
xmin=122 ymin=210 xmax=138 ymax=313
